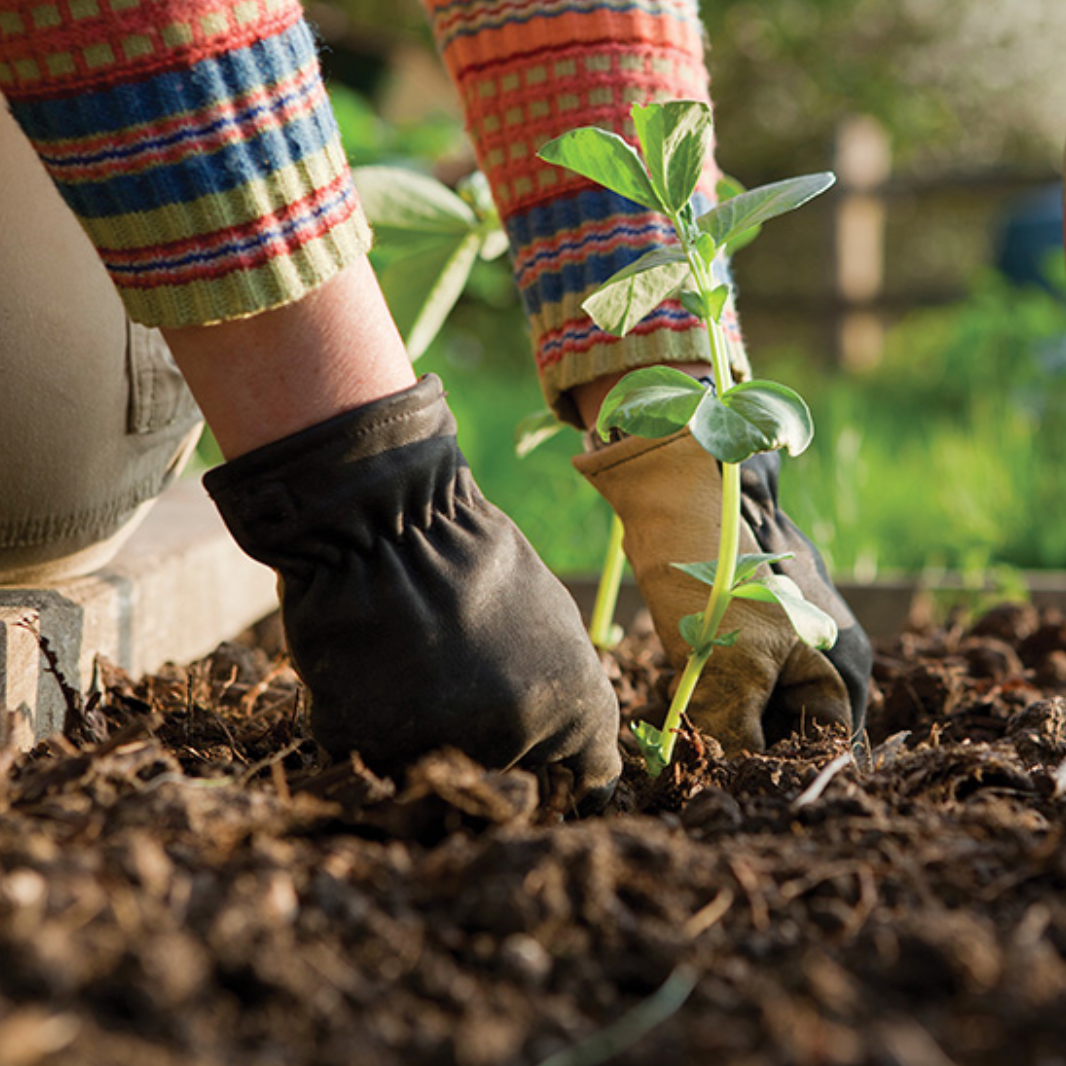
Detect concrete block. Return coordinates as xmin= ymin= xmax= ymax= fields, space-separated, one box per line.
xmin=0 ymin=607 xmax=42 ymax=749
xmin=0 ymin=479 xmax=278 ymax=749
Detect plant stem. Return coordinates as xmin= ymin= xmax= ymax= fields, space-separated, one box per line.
xmin=656 ymin=461 xmax=740 ymax=766
xmin=589 ymin=513 xmax=626 ymax=648
xmin=654 ymin=220 xmax=741 ymax=768
xmin=697 ymin=461 xmax=741 ymax=642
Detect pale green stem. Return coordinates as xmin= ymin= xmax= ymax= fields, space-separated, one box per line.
xmin=589 ymin=513 xmax=626 ymax=649
xmin=654 ymin=219 xmax=741 ymax=768
xmin=657 ymin=461 xmax=741 ymax=765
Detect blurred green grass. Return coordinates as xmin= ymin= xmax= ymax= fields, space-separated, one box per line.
xmin=414 ymin=264 xmax=1066 ymax=581
xmin=200 ymin=85 xmax=1066 ymax=584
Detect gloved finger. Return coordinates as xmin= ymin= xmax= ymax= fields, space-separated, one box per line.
xmin=819 ymin=619 xmax=873 ymax=736
xmin=563 ymin=727 xmax=622 ymax=817
xmin=688 ymin=668 xmax=769 ymax=756
xmin=683 ymin=596 xmax=800 ymax=755
xmin=518 ymin=704 xmax=622 ymax=817
xmin=762 ymin=642 xmax=853 ymax=747
xmin=740 ymin=451 xmax=873 ymax=733
xmin=760 ymin=535 xmax=871 ymax=732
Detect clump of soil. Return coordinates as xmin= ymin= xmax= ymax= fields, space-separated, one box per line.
xmin=4 ymin=602 xmax=1066 ymax=1066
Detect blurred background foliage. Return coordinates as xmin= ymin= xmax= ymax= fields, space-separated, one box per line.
xmin=289 ymin=0 xmax=1066 ymax=578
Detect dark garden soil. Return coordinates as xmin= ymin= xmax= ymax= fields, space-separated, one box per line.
xmin=5 ymin=601 xmax=1066 ymax=1066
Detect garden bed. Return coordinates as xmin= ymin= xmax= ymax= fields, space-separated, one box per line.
xmin=3 ymin=600 xmax=1066 ymax=1065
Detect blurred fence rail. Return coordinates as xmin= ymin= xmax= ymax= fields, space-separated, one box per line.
xmin=736 ymin=114 xmax=1061 ymax=369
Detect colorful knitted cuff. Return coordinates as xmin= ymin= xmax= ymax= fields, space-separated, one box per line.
xmin=424 ymin=0 xmax=749 ymax=424
xmin=0 ymin=0 xmax=371 ymax=328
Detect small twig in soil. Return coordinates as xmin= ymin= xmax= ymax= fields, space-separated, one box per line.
xmin=186 ymin=663 xmax=248 ymax=764
xmin=534 ymin=966 xmax=698 ymax=1066
xmin=871 ymin=730 xmax=912 ymax=770
xmin=214 ymin=663 xmax=241 ymax=705
xmin=841 ymin=865 xmax=880 ymax=940
xmin=779 ymin=861 xmax=875 ymax=904
xmin=729 ymin=857 xmax=770 ymax=931
xmin=237 ymin=738 xmax=305 ymax=789
xmin=791 ymin=752 xmax=853 ymax=810
xmin=239 ymin=661 xmax=292 ymax=715
xmin=84 ymin=713 xmax=162 ymax=760
xmin=876 ymin=1017 xmax=960 ymax=1066
xmin=271 ymin=760 xmax=291 ymax=804
xmin=683 ymin=887 xmax=734 ymax=939
xmin=533 ymin=763 xmax=577 ymax=824
xmin=137 ymin=772 xmax=233 ymax=795
xmin=0 ymin=1008 xmax=81 ymax=1065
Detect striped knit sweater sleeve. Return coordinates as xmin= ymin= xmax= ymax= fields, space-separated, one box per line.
xmin=423 ymin=0 xmax=750 ymax=423
xmin=0 ymin=0 xmax=370 ymax=329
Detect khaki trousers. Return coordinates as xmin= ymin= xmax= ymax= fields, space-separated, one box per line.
xmin=0 ymin=103 xmax=202 ymax=585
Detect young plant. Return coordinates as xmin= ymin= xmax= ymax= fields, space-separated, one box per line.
xmin=352 ymin=167 xmax=508 ymax=359
xmin=539 ymin=100 xmax=839 ymax=775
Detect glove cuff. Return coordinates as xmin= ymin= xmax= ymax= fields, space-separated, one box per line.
xmin=203 ymin=374 xmax=464 ymax=565
xmin=572 ymin=428 xmax=725 ymax=547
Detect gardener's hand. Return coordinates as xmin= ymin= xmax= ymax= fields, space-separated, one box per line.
xmin=574 ymin=431 xmax=871 ymax=754
xmin=206 ymin=375 xmax=621 ymax=813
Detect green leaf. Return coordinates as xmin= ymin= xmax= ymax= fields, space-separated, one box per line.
xmin=704 ymin=284 xmax=730 ymax=323
xmin=582 ymin=249 xmax=690 ymax=336
xmin=379 ymin=232 xmax=481 ymax=360
xmin=596 ymin=366 xmax=705 ymax=441
xmin=723 ymin=225 xmax=761 ymax=257
xmin=538 ymin=128 xmax=661 ymax=212
xmin=673 ymin=560 xmax=720 ymax=587
xmin=732 ymin=552 xmax=794 ymax=585
xmin=689 ymin=380 xmax=814 ymax=463
xmin=732 ymin=575 xmax=838 ymax=649
xmin=630 ymin=719 xmax=669 ymax=777
xmin=713 ymin=174 xmax=761 ymax=255
xmin=678 ymin=612 xmax=704 ymax=650
xmin=696 ymin=172 xmax=836 ymax=249
xmin=515 ymin=409 xmax=563 ymax=458
xmin=694 ymin=232 xmax=717 ymax=264
xmin=678 ymin=290 xmax=705 ymax=320
xmin=679 ymin=613 xmax=740 ymax=655
xmin=353 ymin=166 xmax=476 ymax=240
xmin=673 ymin=552 xmax=795 ymax=589
xmin=632 ymin=100 xmax=714 ymax=214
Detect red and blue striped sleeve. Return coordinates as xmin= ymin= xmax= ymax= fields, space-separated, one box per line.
xmin=0 ymin=0 xmax=371 ymax=327
xmin=422 ymin=0 xmax=749 ymax=421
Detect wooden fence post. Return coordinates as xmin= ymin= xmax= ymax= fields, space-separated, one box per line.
xmin=832 ymin=115 xmax=892 ymax=369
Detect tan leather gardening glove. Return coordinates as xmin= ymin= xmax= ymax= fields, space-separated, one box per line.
xmin=574 ymin=430 xmax=871 ymax=755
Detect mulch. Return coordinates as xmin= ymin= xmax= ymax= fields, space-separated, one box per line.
xmin=3 ymin=601 xmax=1066 ymax=1066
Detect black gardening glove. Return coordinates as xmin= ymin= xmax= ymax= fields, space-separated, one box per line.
xmin=205 ymin=375 xmax=621 ymax=811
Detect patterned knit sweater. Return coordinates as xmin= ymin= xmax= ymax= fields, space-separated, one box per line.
xmin=422 ymin=0 xmax=748 ymax=419
xmin=0 ymin=0 xmax=370 ymax=328
xmin=1 ymin=0 xmax=747 ymax=414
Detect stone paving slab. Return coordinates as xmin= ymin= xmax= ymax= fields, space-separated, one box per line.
xmin=0 ymin=479 xmax=278 ymax=749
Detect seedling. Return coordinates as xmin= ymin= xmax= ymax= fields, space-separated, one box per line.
xmin=540 ymin=100 xmax=839 ymax=775
xmin=353 ymin=167 xmax=508 ymax=359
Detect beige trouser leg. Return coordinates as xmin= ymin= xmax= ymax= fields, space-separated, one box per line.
xmin=0 ymin=102 xmax=203 ymax=585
